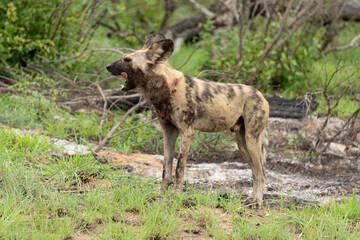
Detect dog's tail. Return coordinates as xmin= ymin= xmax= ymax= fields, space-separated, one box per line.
xmin=261 ymin=127 xmax=268 ymax=164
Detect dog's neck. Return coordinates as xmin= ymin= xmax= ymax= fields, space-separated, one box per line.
xmin=139 ymin=63 xmax=180 ymax=104
xmin=138 ymin=63 xmax=181 ymax=120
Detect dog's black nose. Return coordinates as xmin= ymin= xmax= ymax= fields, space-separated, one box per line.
xmin=106 ymin=64 xmax=112 ymax=71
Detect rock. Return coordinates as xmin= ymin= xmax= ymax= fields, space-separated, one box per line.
xmin=356 ymin=133 xmax=360 ymax=143
xmin=53 ymin=139 xmax=90 ymax=155
xmin=313 ymin=164 xmax=324 ymax=170
xmin=348 ymin=147 xmax=360 ymax=156
xmin=328 ymin=142 xmax=346 ymax=155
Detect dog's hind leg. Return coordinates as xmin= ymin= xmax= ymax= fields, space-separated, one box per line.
xmin=175 ymin=128 xmax=194 ymax=192
xmin=245 ymin=129 xmax=267 ymax=206
xmin=159 ymin=118 xmax=179 ymax=190
xmin=234 ymin=117 xmax=254 ymax=169
xmin=234 ymin=121 xmax=258 ymax=201
xmin=234 ymin=117 xmax=267 ymax=206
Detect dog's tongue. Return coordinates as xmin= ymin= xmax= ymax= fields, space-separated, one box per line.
xmin=120 ymin=72 xmax=128 ymax=91
xmin=120 ymin=72 xmax=128 ymax=80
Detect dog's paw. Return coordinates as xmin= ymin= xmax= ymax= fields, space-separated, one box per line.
xmin=243 ymin=197 xmax=263 ymax=209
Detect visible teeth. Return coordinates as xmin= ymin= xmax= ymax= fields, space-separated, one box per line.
xmin=121 ymin=84 xmax=124 ymax=88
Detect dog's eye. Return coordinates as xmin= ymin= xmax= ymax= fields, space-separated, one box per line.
xmin=124 ymin=58 xmax=132 ymax=63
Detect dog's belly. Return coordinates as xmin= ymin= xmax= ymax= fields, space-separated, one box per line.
xmin=193 ymin=115 xmax=238 ymax=132
xmin=192 ymin=100 xmax=242 ymax=132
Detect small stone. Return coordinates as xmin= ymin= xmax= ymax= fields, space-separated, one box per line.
xmin=328 ymin=142 xmax=346 ymax=155
xmin=356 ymin=133 xmax=360 ymax=143
xmin=348 ymin=147 xmax=360 ymax=156
xmin=313 ymin=164 xmax=323 ymax=170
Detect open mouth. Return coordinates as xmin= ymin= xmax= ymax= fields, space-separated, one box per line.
xmin=120 ymin=72 xmax=128 ymax=91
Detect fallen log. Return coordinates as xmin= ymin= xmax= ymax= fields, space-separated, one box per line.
xmin=266 ymin=96 xmax=319 ymax=119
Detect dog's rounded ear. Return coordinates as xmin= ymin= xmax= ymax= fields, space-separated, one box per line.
xmin=146 ymin=39 xmax=174 ymax=63
xmin=142 ymin=33 xmax=166 ymax=49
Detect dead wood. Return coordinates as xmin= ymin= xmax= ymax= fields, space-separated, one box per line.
xmin=92 ymin=100 xmax=146 ymax=153
xmin=0 ymin=75 xmax=17 ymax=86
xmin=324 ymin=1 xmax=360 ymax=24
xmin=266 ymin=96 xmax=319 ymax=119
xmin=159 ymin=0 xmax=177 ymax=32
xmin=58 ymin=88 xmax=141 ymax=108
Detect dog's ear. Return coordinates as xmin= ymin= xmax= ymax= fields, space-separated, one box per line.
xmin=146 ymin=39 xmax=174 ymax=63
xmin=142 ymin=33 xmax=166 ymax=49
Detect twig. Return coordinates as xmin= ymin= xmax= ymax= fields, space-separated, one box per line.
xmin=312 ymin=59 xmax=344 ymax=154
xmin=0 ymin=82 xmax=9 ymax=88
xmin=92 ymin=100 xmax=146 ymax=152
xmin=93 ymin=83 xmax=107 ymax=142
xmin=92 ymin=48 xmax=125 ymax=54
xmin=177 ymin=45 xmax=200 ymax=70
xmin=323 ymin=34 xmax=360 ymax=55
xmin=50 ymin=0 xmax=71 ymax=40
xmin=187 ymin=0 xmax=215 ymax=18
xmin=319 ymin=107 xmax=360 ymax=155
xmin=78 ymin=0 xmax=103 ymax=39
xmin=298 ymin=214 xmax=314 ymax=239
xmin=159 ymin=0 xmax=176 ymax=31
xmin=273 ymin=1 xmax=319 ymax=53
xmin=62 ymin=94 xmax=141 ymax=105
xmin=255 ymin=0 xmax=298 ymax=73
xmin=0 ymin=75 xmax=17 ymax=84
xmin=112 ymin=118 xmax=158 ymax=138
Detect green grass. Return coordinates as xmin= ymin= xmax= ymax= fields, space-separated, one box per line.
xmin=0 ymin=128 xmax=359 ymax=238
xmin=0 ymin=94 xmax=53 ymax=129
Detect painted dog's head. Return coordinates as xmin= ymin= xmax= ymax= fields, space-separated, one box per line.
xmin=106 ymin=33 xmax=174 ymax=91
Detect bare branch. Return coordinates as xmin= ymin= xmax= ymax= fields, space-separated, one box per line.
xmin=93 ymin=83 xmax=107 ymax=142
xmin=0 ymin=82 xmax=9 ymax=88
xmin=0 ymin=75 xmax=17 ymax=85
xmin=187 ymin=0 xmax=215 ymax=18
xmin=50 ymin=0 xmax=71 ymax=40
xmin=79 ymin=0 xmax=103 ymax=38
xmin=177 ymin=45 xmax=200 ymax=70
xmin=159 ymin=0 xmax=176 ymax=31
xmin=93 ymin=47 xmax=136 ymax=53
xmin=112 ymin=118 xmax=158 ymax=138
xmin=92 ymin=100 xmax=146 ymax=153
xmin=323 ymin=34 xmax=360 ymax=55
xmin=62 ymin=94 xmax=141 ymax=106
xmin=319 ymin=107 xmax=360 ymax=155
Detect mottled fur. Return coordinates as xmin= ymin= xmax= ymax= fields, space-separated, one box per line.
xmin=106 ymin=33 xmax=269 ymax=206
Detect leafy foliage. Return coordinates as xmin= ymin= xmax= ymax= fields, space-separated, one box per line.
xmin=0 ymin=0 xmax=99 ymax=67
xmin=0 ymin=1 xmax=56 ymax=66
xmin=199 ymin=19 xmax=323 ymax=95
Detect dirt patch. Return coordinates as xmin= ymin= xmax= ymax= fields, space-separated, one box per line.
xmin=99 ymin=151 xmax=163 ymax=175
xmin=98 ymin=117 xmax=360 ymax=206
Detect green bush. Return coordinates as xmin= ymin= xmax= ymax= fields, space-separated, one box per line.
xmin=0 ymin=1 xmax=57 ymax=66
xmin=198 ymin=19 xmax=322 ymax=95
xmin=0 ymin=0 xmax=94 ymax=66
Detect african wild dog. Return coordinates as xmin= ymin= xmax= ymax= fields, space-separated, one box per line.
xmin=106 ymin=33 xmax=269 ymax=206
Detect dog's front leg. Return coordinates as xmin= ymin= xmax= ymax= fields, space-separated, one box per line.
xmin=158 ymin=118 xmax=179 ymax=191
xmin=175 ymin=129 xmax=194 ymax=192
